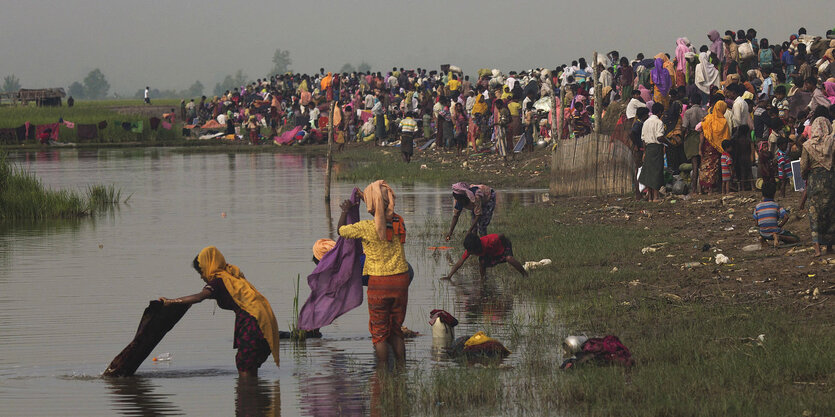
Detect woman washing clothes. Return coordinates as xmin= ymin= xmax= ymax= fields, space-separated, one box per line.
xmin=338 ymin=180 xmax=409 ymax=369
xmin=445 ymin=182 xmax=496 ymax=240
xmin=158 ymin=246 xmax=280 ymax=377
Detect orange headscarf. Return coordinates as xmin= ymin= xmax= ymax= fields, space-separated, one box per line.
xmin=197 ymin=246 xmax=280 ymax=367
xmin=701 ymin=101 xmax=730 ymax=152
xmin=312 ymin=238 xmax=336 ymax=261
xmin=360 ymin=180 xmax=401 ymax=242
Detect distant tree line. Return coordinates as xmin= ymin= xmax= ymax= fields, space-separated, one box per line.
xmin=5 ymin=48 xmax=375 ymax=101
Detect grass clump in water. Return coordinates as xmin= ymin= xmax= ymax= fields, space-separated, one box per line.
xmin=0 ymin=154 xmax=124 ymax=220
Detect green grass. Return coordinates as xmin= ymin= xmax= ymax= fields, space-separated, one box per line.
xmin=0 ymin=100 xmax=182 ymax=143
xmin=0 ymin=154 xmax=125 ymax=220
xmin=374 ymin=203 xmax=834 ymax=416
xmin=333 ymin=145 xmax=549 ymax=188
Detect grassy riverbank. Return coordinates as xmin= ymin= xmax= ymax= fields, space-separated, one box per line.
xmin=375 ymin=202 xmax=833 ymax=416
xmin=0 ymin=100 xmax=182 ymax=144
xmin=0 ymin=155 xmax=124 ymax=220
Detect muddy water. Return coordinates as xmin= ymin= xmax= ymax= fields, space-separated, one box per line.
xmin=0 ymin=149 xmax=548 ymax=416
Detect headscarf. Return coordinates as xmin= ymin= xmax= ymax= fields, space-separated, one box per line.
xmin=803 ymin=116 xmax=835 ymax=171
xmin=824 ymin=82 xmax=835 ymax=105
xmin=452 ymin=182 xmax=476 ymax=202
xmin=361 ymin=180 xmax=397 ymax=241
xmin=472 ymin=94 xmax=487 ymax=114
xmin=695 ymin=52 xmax=720 ymax=94
xmin=675 ymin=38 xmax=689 ymax=72
xmin=197 ymin=246 xmax=280 ymax=367
xmin=701 ymin=101 xmax=730 ymax=152
xmin=312 ymin=238 xmax=336 ymax=261
xmin=651 ymin=58 xmax=672 ymax=96
xmin=708 ymin=30 xmax=724 ymax=62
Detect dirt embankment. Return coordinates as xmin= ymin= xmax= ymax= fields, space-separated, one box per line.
xmin=557 ymin=191 xmax=834 ymax=320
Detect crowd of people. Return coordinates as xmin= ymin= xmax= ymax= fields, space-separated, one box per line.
xmin=177 ymin=25 xmax=834 ymax=255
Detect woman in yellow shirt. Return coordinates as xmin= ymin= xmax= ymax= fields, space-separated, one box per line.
xmin=338 ymin=180 xmax=409 ymax=368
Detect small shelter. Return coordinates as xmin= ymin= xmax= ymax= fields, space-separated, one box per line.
xmin=16 ymin=88 xmax=67 ymax=106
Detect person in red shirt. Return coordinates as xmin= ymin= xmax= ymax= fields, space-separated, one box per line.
xmin=442 ymin=233 xmax=527 ymax=279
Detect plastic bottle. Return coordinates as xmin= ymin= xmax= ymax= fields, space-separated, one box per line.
xmin=152 ymin=352 xmax=172 ymax=362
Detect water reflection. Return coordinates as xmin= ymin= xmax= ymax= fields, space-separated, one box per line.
xmin=105 ymin=377 xmax=184 ymax=416
xmin=297 ymin=353 xmax=370 ymax=416
xmin=451 ymin=276 xmax=513 ymax=324
xmin=0 ymin=149 xmax=549 ymax=416
xmin=235 ymin=377 xmax=280 ymax=417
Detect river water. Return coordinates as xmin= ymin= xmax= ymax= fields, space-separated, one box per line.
xmin=0 ymin=149 xmax=547 ymax=416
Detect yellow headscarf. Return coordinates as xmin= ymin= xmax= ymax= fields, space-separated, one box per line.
xmin=361 ymin=180 xmax=396 ymax=241
xmin=198 ymin=246 xmax=280 ymax=367
xmin=472 ymin=95 xmax=487 ymax=114
xmin=701 ymin=101 xmax=730 ymax=152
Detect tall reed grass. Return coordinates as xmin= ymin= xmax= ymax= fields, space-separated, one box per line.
xmin=0 ymin=154 xmax=125 ymax=220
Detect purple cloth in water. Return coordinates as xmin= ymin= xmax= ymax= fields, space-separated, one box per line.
xmin=298 ymin=188 xmax=364 ymax=330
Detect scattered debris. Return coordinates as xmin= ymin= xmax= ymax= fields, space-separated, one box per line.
xmin=741 ymin=244 xmax=761 ymax=252
xmin=523 ymin=258 xmax=552 ymax=271
xmin=682 ymin=262 xmax=701 ymax=269
xmin=610 ymin=267 xmax=619 ymax=273
xmin=641 ymin=242 xmax=668 ymax=254
xmin=660 ymin=292 xmax=682 ymax=302
xmin=715 ymin=254 xmax=730 ymax=264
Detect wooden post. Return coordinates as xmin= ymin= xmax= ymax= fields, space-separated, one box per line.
xmin=593 ymin=52 xmax=602 ymax=194
xmin=324 ymin=103 xmax=334 ymax=202
xmin=549 ymin=81 xmax=565 ymax=198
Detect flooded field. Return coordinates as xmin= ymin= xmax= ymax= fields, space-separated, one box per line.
xmin=0 ymin=149 xmax=547 ymax=416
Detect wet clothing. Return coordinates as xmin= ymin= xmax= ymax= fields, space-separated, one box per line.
xmin=204 ymin=278 xmax=271 ymax=372
xmin=367 ymin=273 xmax=410 ymax=344
xmin=196 ymin=246 xmax=280 ymax=368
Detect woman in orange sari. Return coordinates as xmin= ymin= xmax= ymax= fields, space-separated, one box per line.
xmin=698 ymin=101 xmax=731 ymax=194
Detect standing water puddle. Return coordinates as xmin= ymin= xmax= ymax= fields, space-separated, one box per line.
xmin=0 ymin=149 xmax=549 ymax=416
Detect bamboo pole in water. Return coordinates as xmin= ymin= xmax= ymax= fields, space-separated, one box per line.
xmin=324 ymin=103 xmax=334 ymax=202
xmin=593 ymin=52 xmax=602 ymax=194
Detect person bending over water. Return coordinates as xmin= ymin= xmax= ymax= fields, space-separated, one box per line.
xmin=442 ymin=233 xmax=527 ymax=280
xmin=445 ymin=182 xmax=496 ymax=240
xmin=159 ymin=246 xmax=280 ymax=378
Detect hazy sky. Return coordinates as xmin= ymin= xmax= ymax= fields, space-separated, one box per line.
xmin=1 ymin=0 xmax=831 ymax=96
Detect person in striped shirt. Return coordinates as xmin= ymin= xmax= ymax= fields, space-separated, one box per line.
xmin=753 ymin=182 xmax=799 ymax=248
xmin=775 ymin=137 xmax=792 ymax=198
xmin=399 ymin=112 xmax=418 ymax=163
xmin=720 ymin=140 xmax=734 ymax=194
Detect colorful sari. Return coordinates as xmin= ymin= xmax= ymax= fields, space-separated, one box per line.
xmin=698 ymin=102 xmax=730 ymax=189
